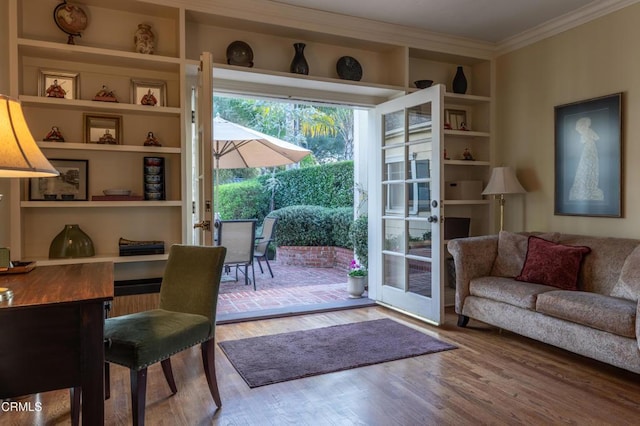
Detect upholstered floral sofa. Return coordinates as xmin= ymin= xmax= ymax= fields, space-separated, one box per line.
xmin=447 ymin=231 xmax=640 ymax=374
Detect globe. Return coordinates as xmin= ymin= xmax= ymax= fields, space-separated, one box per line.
xmin=54 ymin=2 xmax=88 ymax=45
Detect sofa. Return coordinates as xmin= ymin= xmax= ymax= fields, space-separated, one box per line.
xmin=447 ymin=231 xmax=640 ymax=374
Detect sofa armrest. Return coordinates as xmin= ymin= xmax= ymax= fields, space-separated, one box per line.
xmin=637 ymin=302 xmax=640 ymax=345
xmin=447 ymin=235 xmax=499 ymax=314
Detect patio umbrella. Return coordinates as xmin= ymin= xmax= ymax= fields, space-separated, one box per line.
xmin=212 ymin=116 xmax=311 ymax=212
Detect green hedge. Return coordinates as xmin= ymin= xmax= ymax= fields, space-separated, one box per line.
xmin=217 ymin=180 xmax=270 ymax=221
xmin=259 ymin=161 xmax=353 ymax=209
xmin=268 ymin=205 xmax=354 ymax=248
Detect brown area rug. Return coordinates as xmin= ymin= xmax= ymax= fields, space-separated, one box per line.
xmin=218 ymin=318 xmax=457 ymax=388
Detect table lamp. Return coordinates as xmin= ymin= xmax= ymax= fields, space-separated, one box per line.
xmin=0 ymin=94 xmax=59 ymax=301
xmin=482 ymin=166 xmax=526 ymax=231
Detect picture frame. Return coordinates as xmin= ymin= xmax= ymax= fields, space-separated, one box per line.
xmin=445 ymin=109 xmax=467 ymax=130
xmin=39 ymin=70 xmax=79 ymax=100
xmin=554 ymin=93 xmax=622 ymax=217
xmin=84 ymin=113 xmax=122 ymax=144
xmin=29 ymin=159 xmax=89 ymax=201
xmin=131 ymin=79 xmax=166 ymax=107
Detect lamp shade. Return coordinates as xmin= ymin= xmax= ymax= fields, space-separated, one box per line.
xmin=482 ymin=167 xmax=526 ymax=195
xmin=0 ymin=95 xmax=59 ymax=177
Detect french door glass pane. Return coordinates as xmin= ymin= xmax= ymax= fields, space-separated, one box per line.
xmin=383 ymin=219 xmax=405 ymax=253
xmin=408 ymin=104 xmax=432 ymax=141
xmin=408 ymin=258 xmax=432 ymax=297
xmin=383 ymin=110 xmax=405 ymax=146
xmin=383 ymin=254 xmax=404 ymax=289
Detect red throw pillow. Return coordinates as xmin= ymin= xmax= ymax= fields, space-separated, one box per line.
xmin=515 ymin=236 xmax=591 ymax=290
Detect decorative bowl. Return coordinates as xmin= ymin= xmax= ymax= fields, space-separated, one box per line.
xmin=144 ymin=157 xmax=162 ymax=166
xmin=226 ymin=41 xmax=254 ymax=67
xmin=145 ymin=191 xmax=162 ymax=200
xmin=144 ymin=166 xmax=161 ymax=174
xmin=145 ymin=174 xmax=162 ymax=183
xmin=145 ymin=183 xmax=163 ymax=192
xmin=414 ymin=80 xmax=434 ymax=89
xmin=336 ymin=56 xmax=363 ymax=81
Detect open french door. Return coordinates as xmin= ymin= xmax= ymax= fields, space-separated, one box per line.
xmin=191 ymin=52 xmax=215 ymax=245
xmin=371 ymin=86 xmax=445 ymax=325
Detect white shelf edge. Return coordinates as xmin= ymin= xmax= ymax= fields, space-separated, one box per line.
xmin=444 ymin=92 xmax=492 ymax=104
xmin=444 ymin=160 xmax=490 ymax=166
xmin=17 ymin=38 xmax=181 ymax=65
xmin=33 ymin=254 xmax=169 ymax=266
xmin=443 ymin=200 xmax=490 ymax=205
xmin=21 ymin=201 xmax=182 ymax=208
xmin=37 ymin=141 xmax=181 ymax=154
xmin=19 ymin=95 xmax=181 ymax=115
xmin=444 ymin=129 xmax=490 ymax=137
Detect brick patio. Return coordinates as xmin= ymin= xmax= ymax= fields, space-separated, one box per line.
xmin=217 ymin=260 xmax=368 ymax=315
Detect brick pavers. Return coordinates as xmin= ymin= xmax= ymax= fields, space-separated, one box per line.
xmin=217 ymin=260 xmax=365 ymax=314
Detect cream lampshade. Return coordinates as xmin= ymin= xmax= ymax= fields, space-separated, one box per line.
xmin=482 ymin=166 xmax=526 ymax=231
xmin=0 ymin=95 xmax=59 ymax=177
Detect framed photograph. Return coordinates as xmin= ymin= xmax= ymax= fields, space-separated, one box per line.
xmin=84 ymin=114 xmax=122 ymax=144
xmin=29 ymin=159 xmax=89 ymax=201
xmin=554 ymin=93 xmax=622 ymax=217
xmin=131 ymin=79 xmax=166 ymax=107
xmin=445 ymin=109 xmax=467 ymax=130
xmin=39 ymin=70 xmax=79 ymax=100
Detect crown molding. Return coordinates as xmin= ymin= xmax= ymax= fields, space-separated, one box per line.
xmin=496 ymin=0 xmax=640 ymax=55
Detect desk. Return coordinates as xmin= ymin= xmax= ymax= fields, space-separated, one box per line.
xmin=0 ymin=262 xmax=113 ymax=425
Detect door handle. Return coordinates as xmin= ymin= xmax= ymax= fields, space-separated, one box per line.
xmin=427 ymin=215 xmax=439 ymax=223
xmin=193 ymin=220 xmax=211 ymax=231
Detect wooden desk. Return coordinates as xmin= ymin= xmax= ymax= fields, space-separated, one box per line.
xmin=0 ymin=262 xmax=113 ymax=425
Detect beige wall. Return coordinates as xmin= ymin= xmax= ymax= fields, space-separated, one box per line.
xmin=495 ymin=3 xmax=640 ymax=238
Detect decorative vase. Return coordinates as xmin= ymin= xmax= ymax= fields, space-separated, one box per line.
xmin=49 ymin=224 xmax=95 ymax=259
xmin=290 ymin=43 xmax=309 ymax=75
xmin=134 ymin=23 xmax=155 ymax=54
xmin=347 ymin=275 xmax=367 ymax=299
xmin=452 ymin=66 xmax=467 ymax=94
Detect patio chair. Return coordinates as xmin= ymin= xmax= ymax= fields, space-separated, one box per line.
xmin=254 ymin=217 xmax=278 ymax=278
xmin=218 ymin=219 xmax=257 ymax=290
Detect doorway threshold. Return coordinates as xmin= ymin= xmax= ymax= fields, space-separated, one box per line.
xmin=216 ymin=297 xmax=376 ymax=324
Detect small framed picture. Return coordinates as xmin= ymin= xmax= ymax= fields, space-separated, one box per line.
xmin=131 ymin=79 xmax=166 ymax=107
xmin=29 ymin=159 xmax=89 ymax=201
xmin=39 ymin=70 xmax=79 ymax=100
xmin=84 ymin=113 xmax=122 ymax=144
xmin=444 ymin=109 xmax=467 ymax=130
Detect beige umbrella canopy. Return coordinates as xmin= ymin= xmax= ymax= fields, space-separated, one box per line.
xmin=213 ymin=116 xmax=311 ymax=169
xmin=212 ymin=116 xmax=312 ymax=215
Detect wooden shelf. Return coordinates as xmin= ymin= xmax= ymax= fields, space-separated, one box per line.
xmin=442 ymin=200 xmax=490 ymax=205
xmin=21 ymin=201 xmax=182 ymax=208
xmin=444 ymin=160 xmax=490 ymax=166
xmin=444 ymin=130 xmax=490 ymax=138
xmin=19 ymin=96 xmax=181 ymax=116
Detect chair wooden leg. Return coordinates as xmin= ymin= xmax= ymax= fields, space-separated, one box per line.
xmin=130 ymin=368 xmax=148 ymax=426
xmin=105 ymin=362 xmax=111 ymax=400
xmin=70 ymin=386 xmax=81 ymax=426
xmin=201 ymin=340 xmax=222 ymax=408
xmin=161 ymin=358 xmax=178 ymax=394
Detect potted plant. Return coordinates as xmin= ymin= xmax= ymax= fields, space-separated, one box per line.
xmin=347 ymin=259 xmax=367 ymax=298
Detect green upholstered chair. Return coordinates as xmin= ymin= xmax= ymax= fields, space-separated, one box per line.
xmin=74 ymin=244 xmax=227 ymax=426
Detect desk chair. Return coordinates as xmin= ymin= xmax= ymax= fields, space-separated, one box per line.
xmin=73 ymin=244 xmax=226 ymax=426
xmin=254 ymin=217 xmax=277 ymax=278
xmin=217 ymin=219 xmax=257 ymax=290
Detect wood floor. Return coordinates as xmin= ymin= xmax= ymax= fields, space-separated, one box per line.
xmin=5 ymin=306 xmax=640 ymax=425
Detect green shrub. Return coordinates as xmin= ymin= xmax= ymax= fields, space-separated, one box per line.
xmin=267 ymin=205 xmax=333 ymax=246
xmin=329 ymin=207 xmax=354 ymax=249
xmin=349 ymin=214 xmax=368 ymax=268
xmin=217 ymin=180 xmax=270 ymax=221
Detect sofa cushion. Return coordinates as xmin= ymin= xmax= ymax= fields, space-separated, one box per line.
xmin=490 ymin=231 xmax=560 ymax=278
xmin=516 ymin=236 xmax=591 ymax=290
xmin=536 ymin=291 xmax=636 ymax=338
xmin=470 ymin=276 xmax=557 ymax=310
xmin=611 ymin=245 xmax=640 ymax=301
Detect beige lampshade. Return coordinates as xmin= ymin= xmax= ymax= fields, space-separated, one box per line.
xmin=0 ymin=95 xmax=59 ymax=177
xmin=482 ymin=166 xmax=526 ymax=195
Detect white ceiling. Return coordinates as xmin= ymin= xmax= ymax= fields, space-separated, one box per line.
xmin=270 ymin=0 xmax=615 ymax=43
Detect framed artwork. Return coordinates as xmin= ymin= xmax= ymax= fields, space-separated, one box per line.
xmin=29 ymin=159 xmax=89 ymax=201
xmin=39 ymin=70 xmax=79 ymax=100
xmin=445 ymin=109 xmax=467 ymax=130
xmin=554 ymin=93 xmax=622 ymax=217
xmin=131 ymin=79 xmax=166 ymax=107
xmin=84 ymin=113 xmax=122 ymax=144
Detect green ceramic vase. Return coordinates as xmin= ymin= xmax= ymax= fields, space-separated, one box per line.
xmin=49 ymin=224 xmax=95 ymax=259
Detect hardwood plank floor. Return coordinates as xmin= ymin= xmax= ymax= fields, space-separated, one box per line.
xmin=3 ymin=306 xmax=639 ymax=425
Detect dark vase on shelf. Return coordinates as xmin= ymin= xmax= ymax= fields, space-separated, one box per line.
xmin=49 ymin=224 xmax=95 ymax=259
xmin=452 ymin=66 xmax=467 ymax=94
xmin=290 ymin=43 xmax=309 ymax=75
